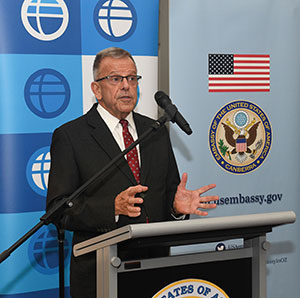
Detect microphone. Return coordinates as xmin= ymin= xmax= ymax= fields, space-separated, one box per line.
xmin=154 ymin=91 xmax=193 ymax=135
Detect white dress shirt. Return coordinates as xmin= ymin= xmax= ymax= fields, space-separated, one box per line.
xmin=97 ymin=103 xmax=140 ymax=164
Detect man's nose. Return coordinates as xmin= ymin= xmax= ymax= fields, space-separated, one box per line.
xmin=120 ymin=77 xmax=130 ymax=89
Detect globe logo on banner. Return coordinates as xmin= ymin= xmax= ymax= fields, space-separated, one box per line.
xmin=21 ymin=0 xmax=69 ymax=41
xmin=94 ymin=0 xmax=137 ymax=41
xmin=26 ymin=147 xmax=50 ymax=197
xmin=28 ymin=225 xmax=71 ymax=275
xmin=24 ymin=69 xmax=70 ymax=118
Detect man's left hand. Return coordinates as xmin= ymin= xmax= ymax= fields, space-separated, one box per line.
xmin=173 ymin=173 xmax=219 ymax=216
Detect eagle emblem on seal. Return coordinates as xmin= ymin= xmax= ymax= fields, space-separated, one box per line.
xmin=219 ymin=111 xmax=262 ymax=163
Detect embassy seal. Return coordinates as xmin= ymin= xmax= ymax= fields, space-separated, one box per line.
xmin=152 ymin=279 xmax=229 ymax=298
xmin=209 ymin=100 xmax=272 ymax=174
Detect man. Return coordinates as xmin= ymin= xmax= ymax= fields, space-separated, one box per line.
xmin=46 ymin=47 xmax=218 ymax=297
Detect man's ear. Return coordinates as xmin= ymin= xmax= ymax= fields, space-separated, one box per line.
xmin=91 ymin=81 xmax=102 ymax=100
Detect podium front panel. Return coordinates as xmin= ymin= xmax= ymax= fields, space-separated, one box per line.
xmin=118 ymin=257 xmax=252 ymax=298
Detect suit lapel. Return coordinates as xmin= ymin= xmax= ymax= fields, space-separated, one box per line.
xmin=86 ymin=104 xmax=137 ymax=185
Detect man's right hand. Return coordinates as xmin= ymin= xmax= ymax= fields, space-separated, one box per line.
xmin=115 ymin=185 xmax=148 ymax=217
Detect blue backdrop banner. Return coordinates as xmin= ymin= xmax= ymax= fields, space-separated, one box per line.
xmin=0 ymin=0 xmax=159 ymax=296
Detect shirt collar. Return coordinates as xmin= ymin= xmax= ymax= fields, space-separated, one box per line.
xmin=96 ymin=103 xmax=135 ymax=131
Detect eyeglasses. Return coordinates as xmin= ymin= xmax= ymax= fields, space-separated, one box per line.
xmin=95 ymin=75 xmax=142 ymax=85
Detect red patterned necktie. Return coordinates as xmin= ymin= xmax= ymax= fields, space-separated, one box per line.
xmin=120 ymin=119 xmax=140 ymax=184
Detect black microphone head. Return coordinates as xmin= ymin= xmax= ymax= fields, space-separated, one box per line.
xmin=154 ymin=91 xmax=193 ymax=135
xmin=154 ymin=91 xmax=171 ymax=108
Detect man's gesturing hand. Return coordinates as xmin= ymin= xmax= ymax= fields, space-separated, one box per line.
xmin=115 ymin=185 xmax=148 ymax=217
xmin=173 ymin=173 xmax=219 ymax=216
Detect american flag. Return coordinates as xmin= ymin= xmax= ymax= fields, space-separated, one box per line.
xmin=208 ymin=54 xmax=270 ymax=92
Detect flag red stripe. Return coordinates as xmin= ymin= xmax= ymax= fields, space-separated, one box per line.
xmin=233 ymin=72 xmax=270 ymax=75
xmin=234 ymin=60 xmax=269 ymax=63
xmin=209 ymin=77 xmax=269 ymax=80
xmin=209 ymin=89 xmax=270 ymax=92
xmin=209 ymin=83 xmax=270 ymax=86
xmin=234 ymin=54 xmax=270 ymax=58
xmin=234 ymin=66 xmax=269 ymax=69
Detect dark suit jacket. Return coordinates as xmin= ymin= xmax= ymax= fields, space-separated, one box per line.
xmin=46 ymin=103 xmax=181 ymax=297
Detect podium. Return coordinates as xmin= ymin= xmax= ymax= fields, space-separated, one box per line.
xmin=73 ymin=211 xmax=296 ymax=298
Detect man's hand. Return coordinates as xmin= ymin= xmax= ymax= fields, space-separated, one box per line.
xmin=173 ymin=173 xmax=219 ymax=216
xmin=115 ymin=185 xmax=148 ymax=217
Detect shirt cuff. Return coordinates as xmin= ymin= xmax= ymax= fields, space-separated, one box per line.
xmin=171 ymin=213 xmax=186 ymax=220
xmin=171 ymin=206 xmax=186 ymax=220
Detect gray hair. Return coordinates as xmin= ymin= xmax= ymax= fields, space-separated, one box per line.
xmin=92 ymin=47 xmax=136 ymax=80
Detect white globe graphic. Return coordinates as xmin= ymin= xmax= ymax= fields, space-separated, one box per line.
xmin=26 ymin=147 xmax=51 ymax=196
xmin=32 ymin=152 xmax=50 ymax=191
xmin=94 ymin=0 xmax=137 ymax=41
xmin=21 ymin=0 xmax=69 ymax=41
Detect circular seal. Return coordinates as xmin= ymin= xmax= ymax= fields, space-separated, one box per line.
xmin=209 ymin=100 xmax=272 ymax=174
xmin=152 ymin=278 xmax=229 ymax=298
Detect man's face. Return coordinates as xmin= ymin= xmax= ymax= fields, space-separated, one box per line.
xmin=91 ymin=56 xmax=138 ymax=119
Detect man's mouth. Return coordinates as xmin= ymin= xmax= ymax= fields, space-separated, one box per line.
xmin=119 ymin=95 xmax=132 ymax=100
